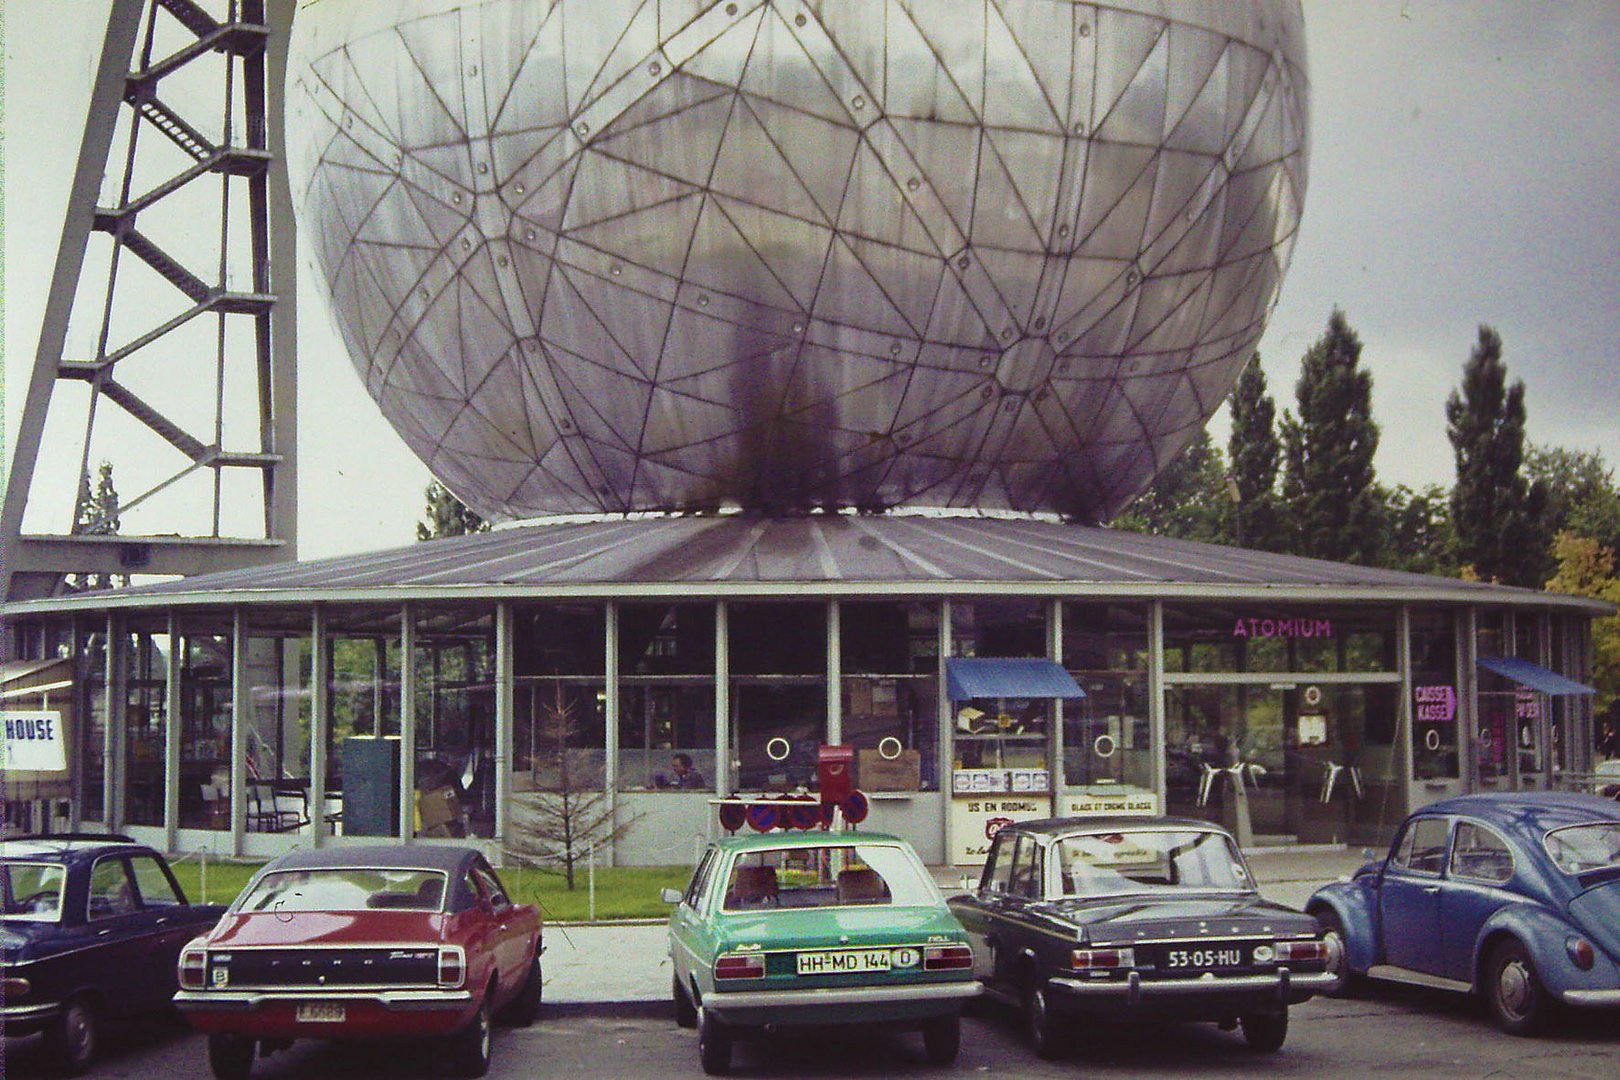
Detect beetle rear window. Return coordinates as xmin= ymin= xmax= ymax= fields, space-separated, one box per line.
xmin=1543 ymin=823 xmax=1620 ymax=875
xmin=721 ymin=844 xmax=939 ymax=910
xmin=1 ymin=863 xmax=66 ymax=922
xmin=238 ymin=868 xmax=447 ymax=913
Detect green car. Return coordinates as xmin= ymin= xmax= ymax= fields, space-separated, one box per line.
xmin=664 ymin=831 xmax=980 ymax=1075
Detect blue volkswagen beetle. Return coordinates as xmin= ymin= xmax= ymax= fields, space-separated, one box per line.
xmin=1307 ymin=792 xmax=1620 ymax=1035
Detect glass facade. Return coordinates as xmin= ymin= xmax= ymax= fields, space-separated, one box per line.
xmin=729 ymin=602 xmax=826 ymax=792
xmin=25 ymin=591 xmax=1602 ymax=860
xmin=841 ymin=602 xmax=940 ymax=792
xmin=618 ymin=603 xmax=715 ymax=792
xmin=1062 ymin=603 xmax=1150 ymax=790
xmin=411 ymin=606 xmax=496 ymax=839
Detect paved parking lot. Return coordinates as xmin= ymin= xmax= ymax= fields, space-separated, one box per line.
xmin=12 ymin=847 xmax=1611 ymax=1078
xmin=6 ymin=986 xmax=1618 ymax=1079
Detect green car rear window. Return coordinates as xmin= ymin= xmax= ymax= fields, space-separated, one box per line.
xmin=721 ymin=843 xmax=939 ymax=911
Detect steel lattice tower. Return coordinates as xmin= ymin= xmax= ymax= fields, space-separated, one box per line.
xmin=1 ymin=0 xmax=298 ymax=639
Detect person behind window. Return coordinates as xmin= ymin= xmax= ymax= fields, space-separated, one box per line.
xmin=656 ymin=752 xmax=706 ymax=789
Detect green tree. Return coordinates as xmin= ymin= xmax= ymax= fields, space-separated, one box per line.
xmin=1380 ymin=483 xmax=1457 ymax=576
xmin=1113 ymin=429 xmax=1232 ymax=543
xmin=1445 ymin=326 xmax=1549 ymax=586
xmin=1525 ymin=444 xmax=1620 ymax=556
xmin=417 ymin=479 xmax=491 ymax=541
xmin=1226 ymin=355 xmax=1287 ymax=552
xmin=1544 ymin=532 xmax=1620 ymax=718
xmin=1280 ymin=310 xmax=1386 ymax=564
xmin=70 ymin=461 xmax=124 ymax=590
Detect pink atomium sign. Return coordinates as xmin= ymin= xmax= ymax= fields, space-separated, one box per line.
xmin=1231 ymin=617 xmax=1333 ymax=638
xmin=1414 ymin=685 xmax=1457 ymax=722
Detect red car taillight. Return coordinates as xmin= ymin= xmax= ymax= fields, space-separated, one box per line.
xmin=438 ymin=946 xmax=466 ymax=988
xmin=2 ymin=976 xmax=30 ymax=1000
xmin=178 ymin=948 xmax=207 ymax=990
xmin=714 ymin=952 xmax=766 ymax=980
xmin=923 ymin=944 xmax=973 ymax=971
xmin=1070 ymin=947 xmax=1134 ymax=970
xmin=1276 ymin=940 xmax=1327 ymax=963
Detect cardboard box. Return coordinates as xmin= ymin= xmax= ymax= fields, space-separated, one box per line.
xmin=858 ymin=748 xmax=921 ymax=791
xmin=415 ymin=786 xmax=462 ymax=833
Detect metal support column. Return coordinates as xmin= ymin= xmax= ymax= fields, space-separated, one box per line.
xmin=826 ymin=600 xmax=842 ymax=745
xmin=1047 ymin=599 xmax=1063 ymax=811
xmin=230 ymin=608 xmax=249 ymax=855
xmin=603 ymin=602 xmax=619 ymax=864
xmin=164 ymin=611 xmax=181 ymax=851
xmin=494 ymin=602 xmax=514 ymax=851
xmin=938 ymin=600 xmax=954 ymax=849
xmin=309 ymin=606 xmax=329 ymax=846
xmin=1148 ymin=600 xmax=1167 ymax=809
xmin=715 ymin=602 xmax=730 ymax=799
xmin=399 ymin=604 xmax=416 ymax=842
xmin=104 ymin=611 xmax=129 ymax=828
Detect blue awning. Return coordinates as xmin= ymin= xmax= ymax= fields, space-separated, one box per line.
xmin=944 ymin=658 xmax=1085 ymax=702
xmin=1477 ymin=656 xmax=1596 ymax=696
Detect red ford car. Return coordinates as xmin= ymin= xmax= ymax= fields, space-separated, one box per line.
xmin=174 ymin=845 xmax=542 ymax=1079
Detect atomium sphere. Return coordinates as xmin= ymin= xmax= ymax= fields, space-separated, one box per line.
xmin=288 ymin=0 xmax=1308 ymax=521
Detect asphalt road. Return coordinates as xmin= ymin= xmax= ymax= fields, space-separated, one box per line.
xmin=6 ymin=986 xmax=1617 ymax=1080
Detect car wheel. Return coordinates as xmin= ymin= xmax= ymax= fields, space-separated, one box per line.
xmin=1315 ymin=908 xmax=1363 ymax=998
xmin=697 ymin=1002 xmax=732 ymax=1076
xmin=207 ymin=1033 xmax=256 ymax=1080
xmin=1486 ymin=939 xmax=1550 ymax=1036
xmin=1023 ymin=980 xmax=1065 ymax=1060
xmin=449 ymin=996 xmax=494 ymax=1078
xmin=501 ymin=954 xmax=543 ymax=1027
xmin=921 ymin=1014 xmax=960 ymax=1066
xmin=44 ymin=996 xmax=99 ymax=1077
xmin=1240 ymin=1009 xmax=1289 ymax=1052
xmin=673 ymin=975 xmax=697 ymax=1029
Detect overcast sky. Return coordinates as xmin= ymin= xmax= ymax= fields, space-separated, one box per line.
xmin=5 ymin=1 xmax=1619 ymax=560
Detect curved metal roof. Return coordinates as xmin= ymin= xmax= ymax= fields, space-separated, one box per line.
xmin=4 ymin=515 xmax=1608 ymax=615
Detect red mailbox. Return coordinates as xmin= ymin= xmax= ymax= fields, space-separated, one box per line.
xmin=818 ymin=744 xmax=855 ymax=808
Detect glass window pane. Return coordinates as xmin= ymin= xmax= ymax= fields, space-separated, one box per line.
xmin=129 ymin=854 xmax=183 ymax=906
xmin=87 ymin=857 xmax=138 ymax=920
xmin=412 ymin=606 xmax=496 ymax=838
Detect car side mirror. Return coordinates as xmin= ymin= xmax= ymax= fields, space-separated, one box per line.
xmin=1361 ymin=847 xmax=1377 ymax=861
xmin=660 ymin=887 xmax=683 ymax=904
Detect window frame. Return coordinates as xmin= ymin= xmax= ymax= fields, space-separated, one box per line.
xmin=1447 ymin=820 xmax=1516 ymax=885
xmin=1390 ymin=816 xmax=1452 ymax=877
xmin=86 ymin=855 xmax=140 ymax=921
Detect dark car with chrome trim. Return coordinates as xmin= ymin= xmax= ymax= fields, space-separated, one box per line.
xmin=1308 ymin=791 xmax=1620 ymax=1035
xmin=948 ymin=816 xmax=1335 ymax=1057
xmin=1 ymin=833 xmax=227 ymax=1075
xmin=173 ymin=844 xmax=541 ymax=1079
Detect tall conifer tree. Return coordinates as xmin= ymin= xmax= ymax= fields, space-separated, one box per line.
xmin=1113 ymin=429 xmax=1232 ymax=543
xmin=1446 ymin=326 xmax=1549 ymax=585
xmin=1280 ymin=310 xmax=1385 ymax=564
xmin=417 ymin=480 xmax=491 ymax=540
xmin=1227 ymin=355 xmax=1286 ymax=552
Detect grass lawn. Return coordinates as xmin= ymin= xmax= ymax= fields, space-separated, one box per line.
xmin=166 ymin=855 xmax=691 ymax=922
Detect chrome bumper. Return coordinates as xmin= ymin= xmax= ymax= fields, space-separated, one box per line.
xmin=0 ymin=1001 xmax=60 ymax=1021
xmin=1561 ymin=988 xmax=1620 ymax=1006
xmin=1049 ymin=968 xmax=1337 ymax=1004
xmin=173 ymin=988 xmax=474 ymax=1013
xmin=710 ymin=981 xmax=981 ymax=1010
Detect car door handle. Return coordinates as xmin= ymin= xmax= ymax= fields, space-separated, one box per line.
xmin=1422 ymin=886 xmax=1441 ymax=895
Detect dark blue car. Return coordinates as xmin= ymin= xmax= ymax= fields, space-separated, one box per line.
xmin=1307 ymin=792 xmax=1620 ymax=1035
xmin=2 ymin=835 xmax=226 ymax=1074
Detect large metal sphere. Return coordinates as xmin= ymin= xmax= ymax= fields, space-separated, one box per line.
xmin=289 ymin=0 xmax=1308 ymax=520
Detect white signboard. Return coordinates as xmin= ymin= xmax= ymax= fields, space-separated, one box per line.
xmin=1 ymin=711 xmax=67 ymax=772
xmin=949 ymin=795 xmax=1051 ymax=865
xmin=1060 ymin=787 xmax=1159 ymax=817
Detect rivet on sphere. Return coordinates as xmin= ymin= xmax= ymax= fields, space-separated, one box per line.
xmin=649 ymin=61 xmax=662 ymax=76
xmin=851 ymin=94 xmax=865 ymax=109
